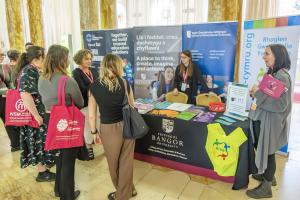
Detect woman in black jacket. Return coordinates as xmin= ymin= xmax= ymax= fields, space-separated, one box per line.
xmin=173 ymin=50 xmax=208 ymax=104
xmin=72 ymin=49 xmax=98 ymax=159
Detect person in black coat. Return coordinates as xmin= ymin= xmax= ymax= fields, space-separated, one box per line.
xmin=72 ymin=49 xmax=98 ymax=159
xmin=173 ymin=50 xmax=208 ymax=104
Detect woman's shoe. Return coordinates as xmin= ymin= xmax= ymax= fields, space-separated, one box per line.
xmin=132 ymin=188 xmax=137 ymax=197
xmin=107 ymin=189 xmax=137 ymax=200
xmin=36 ymin=170 xmax=56 ymax=182
xmin=74 ymin=190 xmax=80 ymax=199
xmin=246 ymin=178 xmax=272 ymax=199
xmin=108 ymin=192 xmax=116 ymax=200
xmin=88 ymin=148 xmax=94 ymax=160
xmin=252 ymin=174 xmax=277 ymax=186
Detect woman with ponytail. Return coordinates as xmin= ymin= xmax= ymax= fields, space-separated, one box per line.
xmin=16 ymin=46 xmax=56 ymax=182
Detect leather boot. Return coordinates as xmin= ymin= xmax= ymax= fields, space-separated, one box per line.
xmin=252 ymin=174 xmax=277 ymax=186
xmin=246 ymin=178 xmax=272 ymax=199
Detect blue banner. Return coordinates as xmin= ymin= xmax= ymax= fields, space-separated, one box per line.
xmin=182 ymin=22 xmax=238 ymax=95
xmin=82 ymin=30 xmax=106 ymax=69
xmin=106 ymin=28 xmax=134 ymax=86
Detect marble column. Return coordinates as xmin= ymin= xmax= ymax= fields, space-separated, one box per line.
xmin=5 ymin=0 xmax=24 ymax=51
xmin=100 ymin=0 xmax=117 ymax=29
xmin=79 ymin=0 xmax=100 ymax=30
xmin=208 ymin=0 xmax=241 ymax=22
xmin=208 ymin=0 xmax=243 ymax=82
xmin=27 ymin=0 xmax=44 ymax=47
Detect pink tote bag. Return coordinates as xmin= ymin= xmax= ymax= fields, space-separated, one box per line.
xmin=44 ymin=76 xmax=85 ymax=150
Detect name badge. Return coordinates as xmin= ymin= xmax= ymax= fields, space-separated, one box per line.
xmin=181 ymin=83 xmax=187 ymax=91
xmin=250 ymin=99 xmax=257 ymax=111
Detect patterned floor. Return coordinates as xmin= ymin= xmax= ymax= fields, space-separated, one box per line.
xmin=0 ymin=103 xmax=299 ymax=200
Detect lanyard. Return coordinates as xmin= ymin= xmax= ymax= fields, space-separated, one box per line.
xmin=183 ymin=69 xmax=188 ymax=83
xmin=82 ymin=69 xmax=94 ymax=83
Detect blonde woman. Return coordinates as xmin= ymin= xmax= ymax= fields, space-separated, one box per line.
xmin=88 ymin=54 xmax=137 ymax=200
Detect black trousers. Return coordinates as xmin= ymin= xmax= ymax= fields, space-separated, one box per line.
xmin=44 ymin=113 xmax=79 ymax=200
xmin=55 ymin=147 xmax=79 ymax=200
xmin=252 ymin=120 xmax=276 ymax=182
xmin=0 ymin=96 xmax=20 ymax=148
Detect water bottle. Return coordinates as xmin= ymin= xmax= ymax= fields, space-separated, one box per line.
xmin=197 ymin=85 xmax=202 ymax=95
xmin=152 ymin=87 xmax=158 ymax=100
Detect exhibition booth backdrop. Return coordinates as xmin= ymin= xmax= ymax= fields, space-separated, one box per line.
xmin=239 ymin=15 xmax=300 ymax=153
xmin=83 ymin=22 xmax=238 ymax=99
xmin=82 ymin=15 xmax=300 ymax=167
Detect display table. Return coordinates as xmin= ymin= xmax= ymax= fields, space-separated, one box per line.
xmin=134 ymin=113 xmax=257 ymax=190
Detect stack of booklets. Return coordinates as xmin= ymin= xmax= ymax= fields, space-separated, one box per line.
xmin=193 ymin=112 xmax=216 ymax=123
xmin=134 ymin=103 xmax=154 ymax=114
xmin=186 ymin=105 xmax=205 ymax=114
xmin=135 ymin=98 xmax=158 ymax=105
xmin=148 ymin=109 xmax=179 ymax=118
xmin=166 ymin=103 xmax=192 ymax=112
xmin=176 ymin=111 xmax=197 ymax=121
xmin=154 ymin=101 xmax=173 ymax=110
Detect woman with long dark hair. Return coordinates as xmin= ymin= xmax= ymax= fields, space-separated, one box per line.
xmin=173 ymin=50 xmax=208 ymax=104
xmin=247 ymin=44 xmax=292 ymax=199
xmin=0 ymin=52 xmax=20 ymax=151
xmin=154 ymin=65 xmax=175 ymax=100
xmin=16 ymin=46 xmax=56 ymax=181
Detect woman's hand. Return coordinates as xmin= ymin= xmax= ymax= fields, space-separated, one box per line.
xmin=158 ymin=94 xmax=166 ymax=101
xmin=249 ymin=84 xmax=259 ymax=97
xmin=94 ymin=133 xmax=102 ymax=144
xmin=173 ymin=88 xmax=179 ymax=96
xmin=34 ymin=114 xmax=43 ymax=126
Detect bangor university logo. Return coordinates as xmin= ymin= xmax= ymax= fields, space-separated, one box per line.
xmin=57 ymin=119 xmax=68 ymax=132
xmin=162 ymin=119 xmax=174 ymax=133
xmin=15 ymin=99 xmax=27 ymax=112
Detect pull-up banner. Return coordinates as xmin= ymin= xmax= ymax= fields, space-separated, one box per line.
xmin=133 ymin=26 xmax=182 ymax=98
xmin=82 ymin=31 xmax=106 ymax=69
xmin=239 ymin=16 xmax=300 ymax=90
xmin=82 ymin=22 xmax=238 ymax=99
xmin=182 ymin=22 xmax=238 ymax=96
xmin=239 ymin=15 xmax=300 ymax=153
xmin=106 ymin=28 xmax=134 ymax=86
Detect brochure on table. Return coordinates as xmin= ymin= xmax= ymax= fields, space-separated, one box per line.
xmin=224 ymin=82 xmax=249 ymax=121
xmin=166 ymin=103 xmax=192 ymax=112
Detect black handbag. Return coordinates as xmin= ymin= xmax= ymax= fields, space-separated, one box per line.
xmin=122 ymin=80 xmax=149 ymax=139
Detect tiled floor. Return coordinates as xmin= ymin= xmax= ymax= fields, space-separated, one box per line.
xmin=0 ymin=103 xmax=299 ymax=200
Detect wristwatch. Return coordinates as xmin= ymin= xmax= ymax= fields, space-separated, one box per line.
xmin=91 ymin=129 xmax=98 ymax=135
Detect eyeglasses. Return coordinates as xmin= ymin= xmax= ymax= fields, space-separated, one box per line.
xmin=263 ymin=52 xmax=271 ymax=56
xmin=0 ymin=54 xmax=5 ymax=56
xmin=180 ymin=56 xmax=189 ymax=59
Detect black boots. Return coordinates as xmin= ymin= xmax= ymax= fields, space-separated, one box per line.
xmin=246 ymin=178 xmax=272 ymax=199
xmin=252 ymin=174 xmax=277 ymax=186
xmin=36 ymin=169 xmax=56 ymax=182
